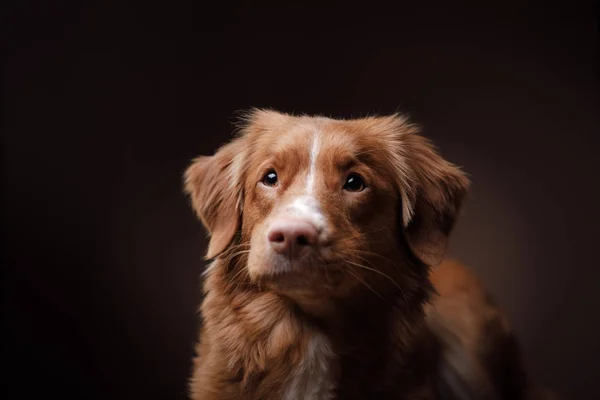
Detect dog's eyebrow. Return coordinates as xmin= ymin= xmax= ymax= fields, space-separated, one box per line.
xmin=336 ymin=148 xmax=377 ymax=171
xmin=337 ymin=158 xmax=358 ymax=171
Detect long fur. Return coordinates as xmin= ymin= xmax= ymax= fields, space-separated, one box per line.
xmin=183 ymin=109 xmax=559 ymax=400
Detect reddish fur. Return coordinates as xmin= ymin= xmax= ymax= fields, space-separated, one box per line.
xmin=183 ymin=109 xmax=558 ymax=399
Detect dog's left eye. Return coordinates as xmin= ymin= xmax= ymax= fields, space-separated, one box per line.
xmin=262 ymin=170 xmax=278 ymax=186
xmin=343 ymin=173 xmax=366 ymax=192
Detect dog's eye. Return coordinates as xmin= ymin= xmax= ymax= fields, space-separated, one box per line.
xmin=262 ymin=170 xmax=278 ymax=186
xmin=343 ymin=173 xmax=366 ymax=192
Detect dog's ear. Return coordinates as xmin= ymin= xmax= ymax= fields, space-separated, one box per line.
xmin=376 ymin=114 xmax=469 ymax=266
xmin=400 ymin=132 xmax=470 ymax=266
xmin=184 ymin=137 xmax=246 ymax=260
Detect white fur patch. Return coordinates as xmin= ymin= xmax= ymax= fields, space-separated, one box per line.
xmin=306 ymin=132 xmax=320 ymax=195
xmin=282 ymin=333 xmax=335 ymax=400
xmin=285 ymin=196 xmax=326 ymax=232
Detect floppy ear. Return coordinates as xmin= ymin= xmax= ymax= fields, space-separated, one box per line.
xmin=401 ymin=133 xmax=470 ymax=266
xmin=184 ymin=137 xmax=246 ymax=260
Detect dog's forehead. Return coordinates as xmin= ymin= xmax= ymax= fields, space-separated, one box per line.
xmin=256 ymin=118 xmax=366 ymax=160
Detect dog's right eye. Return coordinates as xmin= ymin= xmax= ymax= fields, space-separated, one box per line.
xmin=343 ymin=173 xmax=366 ymax=192
xmin=262 ymin=170 xmax=278 ymax=187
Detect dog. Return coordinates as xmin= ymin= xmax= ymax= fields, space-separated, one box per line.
xmin=183 ymin=109 xmax=557 ymax=399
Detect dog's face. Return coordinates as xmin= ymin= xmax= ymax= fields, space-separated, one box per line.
xmin=185 ymin=110 xmax=468 ymax=307
xmin=241 ymin=115 xmax=404 ymax=298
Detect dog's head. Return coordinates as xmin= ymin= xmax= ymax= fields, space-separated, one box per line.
xmin=185 ymin=109 xmax=469 ymax=308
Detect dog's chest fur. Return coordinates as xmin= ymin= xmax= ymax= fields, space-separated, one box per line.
xmin=282 ymin=332 xmax=335 ymax=400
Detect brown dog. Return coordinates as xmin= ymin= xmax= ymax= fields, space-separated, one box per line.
xmin=183 ymin=109 xmax=554 ymax=399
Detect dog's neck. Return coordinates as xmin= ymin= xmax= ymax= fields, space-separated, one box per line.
xmin=199 ymin=257 xmax=437 ymax=399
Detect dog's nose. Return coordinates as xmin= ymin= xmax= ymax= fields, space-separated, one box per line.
xmin=267 ymin=218 xmax=319 ymax=257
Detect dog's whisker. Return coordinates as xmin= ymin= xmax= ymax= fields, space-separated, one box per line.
xmin=345 ymin=268 xmax=386 ymax=301
xmin=352 ymin=249 xmax=395 ymax=263
xmin=222 ymin=250 xmax=252 ymax=265
xmin=340 ymin=227 xmax=390 ymax=242
xmin=229 ymin=267 xmax=248 ymax=282
xmin=224 ymin=244 xmax=252 ymax=254
xmin=345 ymin=260 xmax=403 ymax=292
xmin=225 ymin=249 xmax=251 ymax=259
xmin=344 ymin=258 xmax=411 ymax=312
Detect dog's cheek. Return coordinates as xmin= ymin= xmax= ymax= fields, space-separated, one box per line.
xmin=347 ymin=188 xmax=379 ymax=220
xmin=345 ymin=190 xmax=388 ymax=237
xmin=243 ymin=183 xmax=276 ymax=232
xmin=241 ymin=189 xmax=265 ymax=239
xmin=361 ymin=192 xmax=399 ymax=253
xmin=246 ymin=222 xmax=270 ymax=280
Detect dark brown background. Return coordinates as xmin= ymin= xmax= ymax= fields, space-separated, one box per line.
xmin=3 ymin=1 xmax=599 ymax=399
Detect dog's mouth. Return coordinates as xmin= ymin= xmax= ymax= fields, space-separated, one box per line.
xmin=260 ymin=254 xmax=322 ymax=280
xmin=253 ymin=251 xmax=346 ymax=291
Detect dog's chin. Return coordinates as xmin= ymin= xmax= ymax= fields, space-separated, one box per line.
xmin=252 ymin=258 xmax=347 ymax=317
xmin=249 ymin=252 xmax=343 ymax=294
